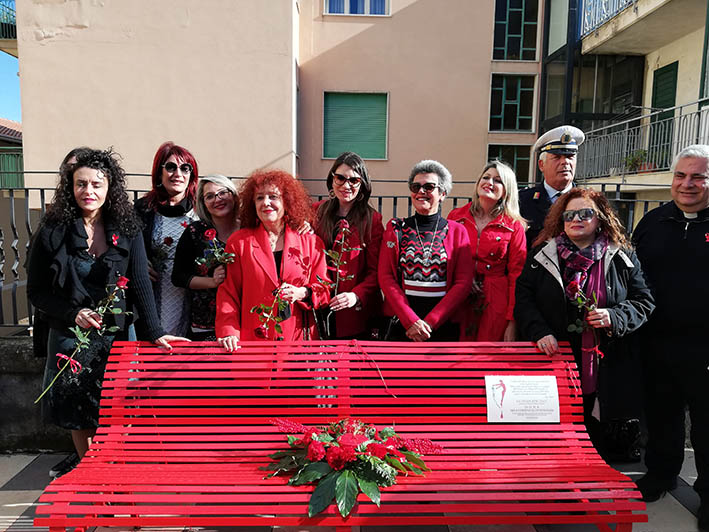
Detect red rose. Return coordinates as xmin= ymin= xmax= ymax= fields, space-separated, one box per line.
xmin=337 ymin=219 xmax=350 ymax=230
xmin=204 ymin=228 xmax=217 ymax=241
xmin=254 ymin=325 xmax=268 ymax=338
xmin=306 ymin=440 xmax=326 ymax=461
xmin=181 ymin=221 xmax=189 ymax=228
xmin=163 ymin=236 xmax=174 ymax=246
xmin=326 ymin=445 xmax=356 ymax=470
xmin=198 ymin=264 xmax=209 ymax=276
xmin=116 ymin=276 xmax=129 ymax=289
xmin=338 ymin=433 xmax=368 ymax=447
xmin=111 ymin=233 xmax=119 ymax=246
xmin=302 ymin=427 xmax=319 ymax=445
xmin=366 ymin=442 xmax=389 ymax=459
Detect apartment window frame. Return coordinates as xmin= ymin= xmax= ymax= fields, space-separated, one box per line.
xmin=322 ymin=91 xmax=389 ymax=160
xmin=489 ymin=73 xmax=537 ymax=132
xmin=323 ymin=0 xmax=390 ymax=16
xmin=493 ymin=0 xmax=540 ymax=61
xmin=487 ymin=144 xmax=533 ymax=184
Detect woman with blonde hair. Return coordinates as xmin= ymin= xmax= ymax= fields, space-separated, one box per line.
xmin=448 ymin=160 xmax=527 ymax=341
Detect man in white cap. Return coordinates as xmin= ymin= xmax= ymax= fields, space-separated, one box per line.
xmin=519 ymin=125 xmax=585 ymax=248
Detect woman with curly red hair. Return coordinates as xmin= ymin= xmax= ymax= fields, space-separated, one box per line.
xmin=216 ymin=169 xmax=330 ymax=349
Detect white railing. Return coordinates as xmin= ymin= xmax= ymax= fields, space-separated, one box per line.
xmin=577 ymin=99 xmax=709 ymax=179
xmin=580 ymin=0 xmax=636 ymax=37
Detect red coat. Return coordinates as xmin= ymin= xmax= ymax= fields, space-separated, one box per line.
xmin=313 ymin=200 xmax=384 ymax=338
xmin=215 ymin=225 xmax=330 ymax=341
xmin=447 ymin=203 xmax=527 ymax=340
xmin=378 ymin=217 xmax=473 ymax=331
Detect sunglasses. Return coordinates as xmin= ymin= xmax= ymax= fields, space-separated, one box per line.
xmin=409 ymin=182 xmax=440 ymax=193
xmin=562 ymin=208 xmax=596 ymax=222
xmin=333 ymin=173 xmax=362 ymax=186
xmin=163 ymin=162 xmax=193 ymax=175
xmin=204 ymin=189 xmax=233 ymax=203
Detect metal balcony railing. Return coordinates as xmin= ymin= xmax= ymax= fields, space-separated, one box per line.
xmin=580 ymin=0 xmax=636 ymax=37
xmin=0 ymin=0 xmax=16 ymax=40
xmin=577 ymin=99 xmax=709 ymax=180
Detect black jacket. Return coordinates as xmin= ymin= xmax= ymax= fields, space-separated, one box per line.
xmin=26 ymin=219 xmax=165 ymax=341
xmin=514 ymin=239 xmax=655 ymax=419
xmin=633 ymin=202 xmax=709 ymax=352
xmin=519 ymin=182 xmax=553 ymax=249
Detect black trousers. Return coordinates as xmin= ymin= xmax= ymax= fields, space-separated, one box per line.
xmin=643 ymin=348 xmax=709 ymax=498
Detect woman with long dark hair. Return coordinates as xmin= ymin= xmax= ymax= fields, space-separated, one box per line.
xmin=27 ymin=148 xmax=185 ymax=468
xmin=135 ymin=141 xmax=199 ymax=336
xmin=313 ymin=152 xmax=383 ymax=338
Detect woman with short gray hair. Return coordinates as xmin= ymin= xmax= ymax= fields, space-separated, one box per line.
xmin=378 ymin=160 xmax=474 ymax=341
xmin=172 ymin=175 xmax=240 ymax=339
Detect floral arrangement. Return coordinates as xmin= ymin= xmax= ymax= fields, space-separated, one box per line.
xmin=35 ymin=275 xmax=130 ymax=403
xmin=262 ymin=418 xmax=442 ymax=518
xmin=151 ymin=236 xmax=174 ymax=272
xmin=250 ymin=287 xmax=289 ymax=340
xmin=194 ymin=228 xmax=235 ymax=275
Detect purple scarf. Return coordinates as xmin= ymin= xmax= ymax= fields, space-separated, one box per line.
xmin=556 ymin=233 xmax=608 ymax=394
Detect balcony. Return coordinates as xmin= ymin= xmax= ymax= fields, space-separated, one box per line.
xmin=580 ymin=0 xmax=706 ymax=55
xmin=577 ymin=98 xmax=709 ymax=180
xmin=0 ymin=0 xmax=16 ymax=57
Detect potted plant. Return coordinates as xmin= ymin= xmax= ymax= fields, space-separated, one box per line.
xmin=624 ymin=149 xmax=647 ymax=172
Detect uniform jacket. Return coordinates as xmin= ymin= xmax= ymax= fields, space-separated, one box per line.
xmin=378 ymin=217 xmax=474 ymax=331
xmin=313 ymin=200 xmax=384 ymax=338
xmin=26 ymin=219 xmax=165 ymax=341
xmin=215 ymin=224 xmax=330 ymax=341
xmin=519 ymin=182 xmax=571 ymax=249
xmin=632 ymin=202 xmax=709 ymax=352
xmin=515 ymin=239 xmax=655 ymax=419
xmin=447 ymin=203 xmax=527 ymax=329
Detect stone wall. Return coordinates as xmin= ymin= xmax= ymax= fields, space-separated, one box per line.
xmin=0 ymin=337 xmax=72 ymax=451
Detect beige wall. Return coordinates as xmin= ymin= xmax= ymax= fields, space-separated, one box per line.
xmin=17 ymin=0 xmax=297 ymax=190
xmin=298 ymin=0 xmax=531 ymax=200
xmin=643 ymin=26 xmax=704 ymax=109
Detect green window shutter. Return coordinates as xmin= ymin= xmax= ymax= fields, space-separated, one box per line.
xmin=323 ymin=92 xmax=387 ymax=159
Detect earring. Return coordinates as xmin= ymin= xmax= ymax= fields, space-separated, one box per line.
xmin=329 ymin=190 xmax=335 ymax=198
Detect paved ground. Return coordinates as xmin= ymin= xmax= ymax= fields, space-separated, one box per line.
xmin=0 ymin=450 xmax=702 ymax=532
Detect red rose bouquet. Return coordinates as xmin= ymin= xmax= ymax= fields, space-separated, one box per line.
xmin=35 ymin=275 xmax=131 ymax=403
xmin=262 ymin=418 xmax=442 ymax=517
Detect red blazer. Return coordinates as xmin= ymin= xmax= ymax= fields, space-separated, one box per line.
xmin=378 ymin=217 xmax=474 ymax=331
xmin=313 ymin=200 xmax=384 ymax=337
xmin=215 ymin=224 xmax=330 ymax=341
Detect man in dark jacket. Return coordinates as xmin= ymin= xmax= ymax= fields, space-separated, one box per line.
xmin=633 ymin=144 xmax=709 ymax=531
xmin=519 ymin=125 xmax=585 ymax=248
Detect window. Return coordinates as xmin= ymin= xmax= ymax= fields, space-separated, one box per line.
xmin=489 ymin=75 xmax=535 ymax=131
xmin=493 ymin=0 xmax=538 ymax=60
xmin=325 ymin=0 xmax=388 ymax=15
xmin=323 ymin=92 xmax=388 ymax=159
xmin=488 ymin=144 xmax=531 ymax=183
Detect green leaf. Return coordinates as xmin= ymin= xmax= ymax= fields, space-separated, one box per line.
xmin=357 ymin=477 xmax=380 ymax=507
xmin=291 ymin=462 xmax=332 ymax=485
xmin=110 ymin=307 xmax=122 ymax=314
xmin=567 ymin=324 xmax=577 ymax=333
xmin=287 ymin=435 xmax=299 ymax=446
xmin=379 ymin=427 xmax=397 ymax=440
xmin=335 ymin=469 xmax=358 ymax=517
xmin=401 ymin=451 xmax=430 ymax=472
xmin=308 ymin=470 xmax=341 ymax=517
xmin=274 ymin=323 xmax=283 ymax=334
xmin=385 ymin=456 xmax=407 ymax=474
xmin=107 ymin=326 xmax=120 ymax=333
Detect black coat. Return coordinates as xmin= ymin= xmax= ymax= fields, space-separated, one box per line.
xmin=26 ymin=219 xmax=165 ymax=341
xmin=632 ymin=202 xmax=709 ymax=354
xmin=514 ymin=240 xmax=655 ymax=419
xmin=519 ymin=182 xmax=553 ymax=249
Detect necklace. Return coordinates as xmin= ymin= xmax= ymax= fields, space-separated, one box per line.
xmin=267 ymin=228 xmax=284 ymax=251
xmin=414 ymin=216 xmax=440 ymax=265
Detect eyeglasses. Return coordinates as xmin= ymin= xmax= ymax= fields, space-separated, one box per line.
xmin=204 ymin=189 xmax=233 ymax=203
xmin=333 ymin=173 xmax=362 ymax=187
xmin=163 ymin=162 xmax=193 ymax=175
xmin=562 ymin=208 xmax=596 ymax=222
xmin=409 ymin=182 xmax=440 ymax=193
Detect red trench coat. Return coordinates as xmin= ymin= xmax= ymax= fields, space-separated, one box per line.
xmin=215 ymin=225 xmax=330 ymax=341
xmin=447 ymin=203 xmax=527 ymax=341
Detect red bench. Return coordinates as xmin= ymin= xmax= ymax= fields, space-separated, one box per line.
xmin=35 ymin=340 xmax=647 ymax=531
